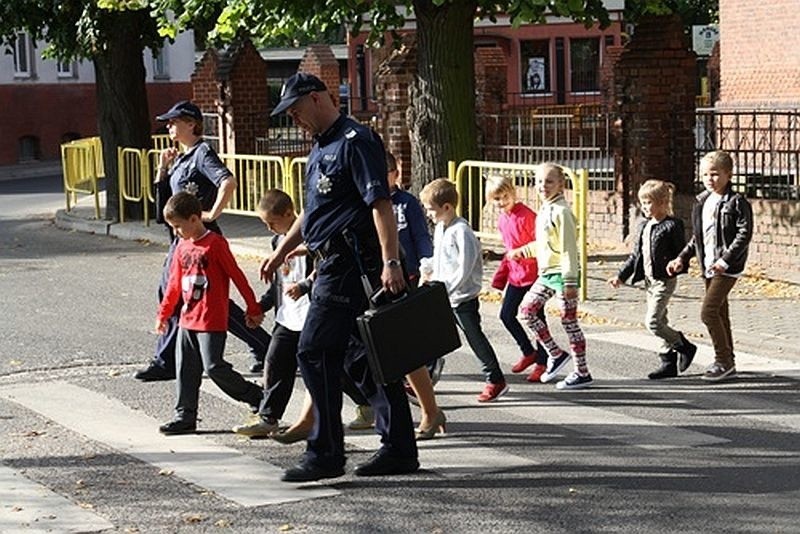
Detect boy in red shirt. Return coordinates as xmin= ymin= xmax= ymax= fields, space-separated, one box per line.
xmin=156 ymin=192 xmax=265 ymax=435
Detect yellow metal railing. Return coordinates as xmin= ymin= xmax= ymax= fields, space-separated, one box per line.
xmin=61 ymin=137 xmax=104 ymax=218
xmin=449 ymin=160 xmax=589 ymax=300
xmin=285 ymin=157 xmax=308 ymax=211
xmin=219 ymin=154 xmax=290 ymax=216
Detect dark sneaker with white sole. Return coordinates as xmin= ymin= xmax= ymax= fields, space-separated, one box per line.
xmin=540 ymin=353 xmax=570 ymax=383
xmin=702 ymin=362 xmax=736 ymax=382
xmin=556 ymin=372 xmax=594 ymax=390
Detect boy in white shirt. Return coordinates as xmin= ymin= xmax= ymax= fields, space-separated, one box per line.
xmin=419 ymin=178 xmax=508 ymax=403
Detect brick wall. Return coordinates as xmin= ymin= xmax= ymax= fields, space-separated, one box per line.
xmin=718 ymin=0 xmax=800 ymax=108
xmin=374 ymin=37 xmax=416 ymax=186
xmin=191 ymin=50 xmax=219 ymax=111
xmin=474 ymin=46 xmax=507 ymax=161
xmin=747 ymin=199 xmax=800 ymax=278
xmin=0 ymin=82 xmax=190 ymax=164
xmin=227 ymin=41 xmax=269 ymax=155
xmin=298 ymin=45 xmax=340 ymax=109
xmin=612 ymin=15 xmax=697 ymax=240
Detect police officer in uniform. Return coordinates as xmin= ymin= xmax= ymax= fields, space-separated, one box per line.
xmin=134 ymin=100 xmax=271 ymax=381
xmin=263 ymin=73 xmax=418 ymax=482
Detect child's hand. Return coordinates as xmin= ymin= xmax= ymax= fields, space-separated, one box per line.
xmin=666 ymin=258 xmax=683 ymax=276
xmin=709 ymin=262 xmax=726 ymax=275
xmin=607 ymin=276 xmax=621 ymax=289
xmin=507 ymin=248 xmax=524 ymax=260
xmin=286 ymin=244 xmax=308 ymax=260
xmin=154 ymin=320 xmax=167 ymax=335
xmin=564 ymin=286 xmax=578 ymax=300
xmin=285 ymin=282 xmax=303 ymax=300
xmin=245 ymin=312 xmax=264 ymax=328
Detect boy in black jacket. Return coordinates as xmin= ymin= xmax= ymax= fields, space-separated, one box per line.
xmin=609 ymin=179 xmax=697 ymax=379
xmin=668 ymin=151 xmax=753 ymax=382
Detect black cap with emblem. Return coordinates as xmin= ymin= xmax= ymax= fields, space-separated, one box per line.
xmin=270 ymin=72 xmax=328 ymax=117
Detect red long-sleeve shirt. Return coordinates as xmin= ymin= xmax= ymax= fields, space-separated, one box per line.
xmin=157 ymin=230 xmax=261 ymax=332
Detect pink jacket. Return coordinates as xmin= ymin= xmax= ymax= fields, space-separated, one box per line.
xmin=491 ymin=202 xmax=540 ymax=289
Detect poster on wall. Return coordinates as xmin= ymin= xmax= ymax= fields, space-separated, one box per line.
xmin=525 ymin=57 xmax=546 ymax=92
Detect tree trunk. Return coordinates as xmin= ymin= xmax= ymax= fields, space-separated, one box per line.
xmin=408 ymin=0 xmax=479 ymax=188
xmin=93 ymin=10 xmax=152 ymax=222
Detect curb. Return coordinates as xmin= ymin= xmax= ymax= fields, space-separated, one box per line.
xmin=54 ymin=209 xmax=111 ymax=235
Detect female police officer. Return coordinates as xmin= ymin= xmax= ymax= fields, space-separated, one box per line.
xmin=134 ymin=100 xmax=271 ymax=381
xmin=263 ymin=73 xmax=418 ymax=482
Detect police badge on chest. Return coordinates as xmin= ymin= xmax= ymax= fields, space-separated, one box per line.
xmin=317 ymin=173 xmax=333 ymax=195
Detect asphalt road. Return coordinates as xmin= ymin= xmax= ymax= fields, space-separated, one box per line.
xmin=1 ymin=176 xmax=799 ymax=533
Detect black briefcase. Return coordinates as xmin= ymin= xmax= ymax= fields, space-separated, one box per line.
xmin=356 ymin=281 xmax=461 ymax=385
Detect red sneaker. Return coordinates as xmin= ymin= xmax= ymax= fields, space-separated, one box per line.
xmin=526 ymin=363 xmax=547 ymax=383
xmin=477 ymin=381 xmax=509 ymax=403
xmin=510 ymin=355 xmax=537 ymax=373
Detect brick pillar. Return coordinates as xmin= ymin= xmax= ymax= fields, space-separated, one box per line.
xmin=708 ymin=41 xmax=720 ymax=106
xmin=299 ymin=44 xmax=340 ymax=109
xmin=227 ymin=40 xmax=269 ymax=155
xmin=474 ymin=46 xmax=507 ymax=161
xmin=614 ymin=15 xmax=697 ymax=236
xmin=191 ymin=49 xmax=219 ymax=110
xmin=374 ymin=36 xmax=416 ymax=189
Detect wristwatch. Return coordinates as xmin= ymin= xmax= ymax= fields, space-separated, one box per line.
xmin=384 ymin=258 xmax=402 ymax=269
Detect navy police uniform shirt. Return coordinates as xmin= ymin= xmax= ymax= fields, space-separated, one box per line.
xmin=168 ymin=140 xmax=232 ymax=213
xmin=154 ymin=140 xmax=232 ymax=234
xmin=302 ymin=114 xmax=389 ymax=252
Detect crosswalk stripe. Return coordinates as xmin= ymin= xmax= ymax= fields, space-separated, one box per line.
xmin=586 ymin=330 xmax=800 ymax=377
xmin=346 ymin=434 xmax=539 ymax=477
xmin=439 ymin=378 xmax=729 ymax=450
xmin=0 ymin=463 xmax=114 ymax=534
xmin=0 ymin=383 xmax=338 ymax=507
xmin=201 ymin=382 xmax=539 ymax=477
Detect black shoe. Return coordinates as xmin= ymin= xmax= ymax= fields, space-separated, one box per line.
xmin=134 ymin=364 xmax=175 ymax=382
xmin=354 ymin=451 xmax=419 ymax=477
xmin=281 ymin=462 xmax=345 ymax=483
xmin=159 ymin=419 xmax=196 ymax=435
xmin=648 ymin=352 xmax=678 ymax=380
xmin=677 ymin=334 xmax=697 ymax=372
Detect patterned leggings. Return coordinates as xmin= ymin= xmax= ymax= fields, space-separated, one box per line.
xmin=519 ymin=282 xmax=588 ymax=375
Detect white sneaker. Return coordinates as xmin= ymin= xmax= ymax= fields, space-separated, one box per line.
xmin=347 ymin=405 xmax=375 ymax=430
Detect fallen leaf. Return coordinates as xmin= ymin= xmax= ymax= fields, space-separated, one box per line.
xmin=278 ymin=525 xmax=294 ymax=532
xmin=183 ymin=514 xmax=205 ymax=524
xmin=158 ymin=468 xmax=174 ymax=476
xmin=214 ymin=519 xmax=231 ymax=528
xmin=108 ymin=369 xmax=121 ymax=377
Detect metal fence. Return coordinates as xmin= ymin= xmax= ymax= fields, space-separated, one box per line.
xmin=694 ymin=108 xmax=800 ymax=200
xmin=479 ymin=106 xmax=614 ymax=192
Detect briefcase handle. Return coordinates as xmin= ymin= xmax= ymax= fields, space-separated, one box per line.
xmin=369 ymin=286 xmax=409 ymax=308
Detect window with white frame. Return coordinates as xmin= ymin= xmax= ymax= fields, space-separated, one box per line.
xmin=152 ymin=48 xmax=169 ymax=79
xmin=56 ymin=59 xmax=76 ymax=78
xmin=13 ymin=32 xmax=34 ymax=78
xmin=570 ymin=38 xmax=600 ymax=93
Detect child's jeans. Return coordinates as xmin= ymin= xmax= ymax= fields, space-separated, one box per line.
xmin=175 ymin=329 xmax=262 ymax=422
xmin=501 ymin=284 xmax=548 ymax=364
xmin=702 ymin=275 xmax=738 ymax=367
xmin=519 ymin=281 xmax=588 ymax=375
xmin=644 ymin=276 xmax=681 ymax=354
xmin=453 ymin=297 xmax=505 ymax=384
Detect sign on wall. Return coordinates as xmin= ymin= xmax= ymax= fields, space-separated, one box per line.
xmin=693 ymin=25 xmax=719 ymax=57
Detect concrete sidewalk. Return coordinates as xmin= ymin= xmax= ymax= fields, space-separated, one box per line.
xmin=55 ymin=197 xmax=800 ymax=365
